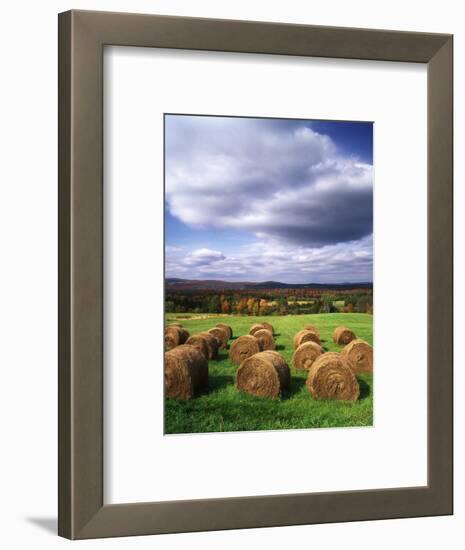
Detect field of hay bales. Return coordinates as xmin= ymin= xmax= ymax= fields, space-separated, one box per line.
xmin=165 ymin=313 xmax=373 ymax=434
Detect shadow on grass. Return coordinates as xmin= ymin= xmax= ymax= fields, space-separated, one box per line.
xmin=208 ymin=374 xmax=234 ymax=392
xmin=282 ymin=376 xmax=307 ymax=399
xmin=275 ymin=344 xmax=285 ymax=351
xmin=274 ymin=332 xmax=281 ymax=337
xmin=215 ymin=352 xmax=230 ymax=361
xmin=358 ymin=378 xmax=371 ymax=400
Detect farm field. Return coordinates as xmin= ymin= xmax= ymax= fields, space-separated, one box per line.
xmin=165 ymin=313 xmax=373 ymax=434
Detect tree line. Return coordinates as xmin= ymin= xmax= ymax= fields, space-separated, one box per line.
xmin=165 ymin=289 xmax=373 ymax=316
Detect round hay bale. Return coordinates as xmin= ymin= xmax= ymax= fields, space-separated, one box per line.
xmin=167 ymin=322 xmax=183 ymax=328
xmin=292 ymin=341 xmax=323 ymax=371
xmin=306 ymin=352 xmax=359 ymax=401
xmin=208 ymin=327 xmax=228 ymax=350
xmin=164 ymin=345 xmax=208 ymax=399
xmin=236 ymin=350 xmax=290 ymax=399
xmin=185 ymin=334 xmax=210 ymax=360
xmin=333 ymin=326 xmax=356 ymax=346
xmin=341 ymin=339 xmax=373 ymax=374
xmin=164 ymin=326 xmax=189 ymax=351
xmin=293 ymin=329 xmax=320 ymax=349
xmin=216 ymin=323 xmax=233 ymax=340
xmin=261 ymin=321 xmax=274 ymax=334
xmin=196 ymin=331 xmax=220 ymax=360
xmin=253 ymin=328 xmax=275 ymax=351
xmin=229 ymin=335 xmax=261 ymax=365
xmin=304 ymin=324 xmax=320 ymax=337
xmin=249 ymin=323 xmax=265 ymax=336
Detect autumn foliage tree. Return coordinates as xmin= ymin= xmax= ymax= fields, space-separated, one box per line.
xmin=259 ymin=299 xmax=272 ymax=316
xmin=236 ymin=298 xmax=248 ymax=315
xmin=247 ymin=298 xmax=256 ymax=314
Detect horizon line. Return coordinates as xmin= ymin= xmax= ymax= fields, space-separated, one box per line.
xmin=165 ymin=277 xmax=373 ymax=285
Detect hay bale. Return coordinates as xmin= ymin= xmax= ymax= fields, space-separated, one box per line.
xmin=229 ymin=335 xmax=261 ymax=365
xmin=164 ymin=345 xmax=208 ymax=399
xmin=196 ymin=331 xmax=220 ymax=360
xmin=185 ymin=334 xmax=210 ymax=360
xmin=208 ymin=327 xmax=228 ymax=350
xmin=333 ymin=326 xmax=356 ymax=346
xmin=306 ymin=352 xmax=359 ymax=401
xmin=236 ymin=350 xmax=290 ymax=399
xmin=216 ymin=323 xmax=233 ymax=340
xmin=293 ymin=329 xmax=320 ymax=349
xmin=167 ymin=322 xmax=183 ymax=328
xmin=253 ymin=328 xmax=275 ymax=351
xmin=292 ymin=341 xmax=323 ymax=371
xmin=164 ymin=326 xmax=189 ymax=351
xmin=341 ymin=339 xmax=373 ymax=374
xmin=261 ymin=321 xmax=274 ymax=334
xmin=304 ymin=324 xmax=320 ymax=337
xmin=249 ymin=323 xmax=266 ymax=336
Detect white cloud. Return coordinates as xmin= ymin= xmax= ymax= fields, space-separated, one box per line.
xmin=165 ymin=116 xmax=373 ymax=247
xmin=181 ymin=248 xmax=226 ymax=267
xmin=166 ymin=236 xmax=373 ymax=284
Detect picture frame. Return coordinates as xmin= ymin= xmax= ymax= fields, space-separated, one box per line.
xmin=58 ymin=9 xmax=453 ymax=539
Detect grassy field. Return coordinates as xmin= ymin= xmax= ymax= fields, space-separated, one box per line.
xmin=165 ymin=313 xmax=373 ymax=434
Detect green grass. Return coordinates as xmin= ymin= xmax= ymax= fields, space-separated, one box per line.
xmin=165 ymin=313 xmax=373 ymax=434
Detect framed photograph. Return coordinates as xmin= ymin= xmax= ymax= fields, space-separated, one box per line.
xmin=163 ymin=113 xmax=374 ymax=431
xmin=58 ymin=10 xmax=453 ymax=539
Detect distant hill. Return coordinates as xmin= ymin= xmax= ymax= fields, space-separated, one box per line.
xmin=165 ymin=278 xmax=373 ymax=291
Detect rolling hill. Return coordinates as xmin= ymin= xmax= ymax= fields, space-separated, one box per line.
xmin=165 ymin=277 xmax=373 ymax=291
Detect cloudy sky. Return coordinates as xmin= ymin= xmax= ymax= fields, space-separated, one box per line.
xmin=165 ymin=115 xmax=373 ymax=284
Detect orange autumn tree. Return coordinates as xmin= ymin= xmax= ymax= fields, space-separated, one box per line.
xmin=247 ymin=298 xmax=256 ymax=315
xmin=259 ymin=298 xmax=271 ymax=316
xmin=236 ymin=297 xmax=248 ymax=314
